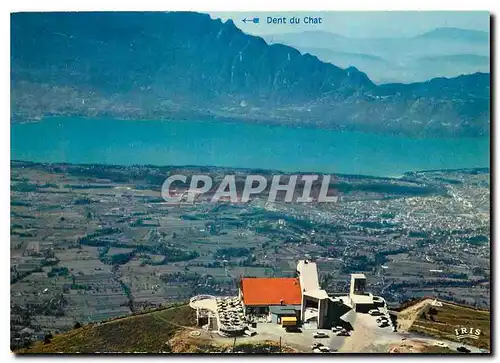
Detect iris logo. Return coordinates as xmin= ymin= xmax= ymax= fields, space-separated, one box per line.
xmin=455 ymin=327 xmax=481 ymax=340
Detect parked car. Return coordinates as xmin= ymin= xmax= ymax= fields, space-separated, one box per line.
xmin=368 ymin=309 xmax=382 ymax=316
xmin=457 ymin=346 xmax=471 ymax=353
xmin=331 ymin=326 xmax=344 ymax=332
xmin=377 ymin=321 xmax=389 ymax=328
xmin=313 ymin=332 xmax=329 ymax=338
xmin=336 ymin=329 xmax=350 ymax=336
xmin=319 ymin=346 xmax=331 ymax=353
xmin=433 ymin=342 xmax=448 ymax=348
xmin=311 ymin=342 xmax=323 ymax=349
xmin=376 ymin=317 xmax=389 ymax=324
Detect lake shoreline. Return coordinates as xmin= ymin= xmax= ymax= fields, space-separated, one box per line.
xmin=11 ymin=117 xmax=490 ymax=178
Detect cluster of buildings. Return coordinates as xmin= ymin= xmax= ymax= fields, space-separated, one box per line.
xmin=191 ymin=260 xmax=386 ymax=334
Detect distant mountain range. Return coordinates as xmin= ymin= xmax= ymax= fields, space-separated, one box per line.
xmin=416 ymin=27 xmax=489 ymax=42
xmin=11 ymin=12 xmax=490 ymax=137
xmin=264 ymin=28 xmax=490 ymax=84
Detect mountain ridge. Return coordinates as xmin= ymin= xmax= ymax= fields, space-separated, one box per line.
xmin=267 ymin=27 xmax=489 ymax=41
xmin=11 ymin=11 xmax=490 ymax=137
xmin=263 ymin=26 xmax=490 ymax=84
xmin=416 ymin=27 xmax=489 ymax=42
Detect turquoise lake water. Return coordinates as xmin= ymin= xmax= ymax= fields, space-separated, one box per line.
xmin=10 ymin=117 xmax=490 ymax=177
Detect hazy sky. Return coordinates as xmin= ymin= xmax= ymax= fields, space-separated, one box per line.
xmin=209 ymin=11 xmax=490 ymax=38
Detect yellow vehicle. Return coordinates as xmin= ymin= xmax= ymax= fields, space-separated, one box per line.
xmin=281 ymin=316 xmax=299 ymax=332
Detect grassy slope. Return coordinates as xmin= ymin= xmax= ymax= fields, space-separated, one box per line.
xmin=420 ymin=346 xmax=458 ymax=354
xmin=409 ymin=301 xmax=490 ymax=350
xmin=16 ymin=304 xmax=297 ymax=354
xmin=17 ymin=304 xmax=196 ymax=353
xmin=17 ymin=299 xmax=490 ymax=353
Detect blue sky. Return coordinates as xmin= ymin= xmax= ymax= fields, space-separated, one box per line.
xmin=209 ymin=11 xmax=489 ymax=38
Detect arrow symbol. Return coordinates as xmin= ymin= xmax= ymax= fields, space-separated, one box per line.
xmin=242 ymin=17 xmax=259 ymax=24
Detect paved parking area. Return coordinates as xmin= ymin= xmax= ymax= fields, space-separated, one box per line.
xmin=208 ymin=312 xmax=397 ymax=353
xmin=199 ymin=308 xmax=485 ymax=353
xmin=210 ymin=321 xmax=350 ymax=352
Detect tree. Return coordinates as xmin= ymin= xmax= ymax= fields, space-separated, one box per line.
xmin=428 ymin=307 xmax=438 ymax=315
xmin=44 ymin=333 xmax=53 ymax=344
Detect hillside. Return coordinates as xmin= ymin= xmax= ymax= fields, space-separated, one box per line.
xmin=11 ymin=12 xmax=489 ymax=137
xmin=16 ymin=304 xmax=196 ymax=353
xmin=16 ymin=297 xmax=490 ymax=354
xmin=395 ymin=298 xmax=490 ymax=350
xmin=409 ymin=301 xmax=490 ymax=350
xmin=15 ymin=304 xmax=297 ymax=354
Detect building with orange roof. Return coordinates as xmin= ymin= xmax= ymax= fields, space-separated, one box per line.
xmin=240 ymin=277 xmax=302 ymax=305
xmin=239 ymin=277 xmax=303 ymax=319
xmin=238 ymin=260 xmax=354 ymax=329
xmin=186 ymin=260 xmax=374 ymax=332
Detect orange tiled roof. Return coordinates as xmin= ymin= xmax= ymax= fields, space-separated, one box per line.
xmin=240 ymin=277 xmax=302 ymax=306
